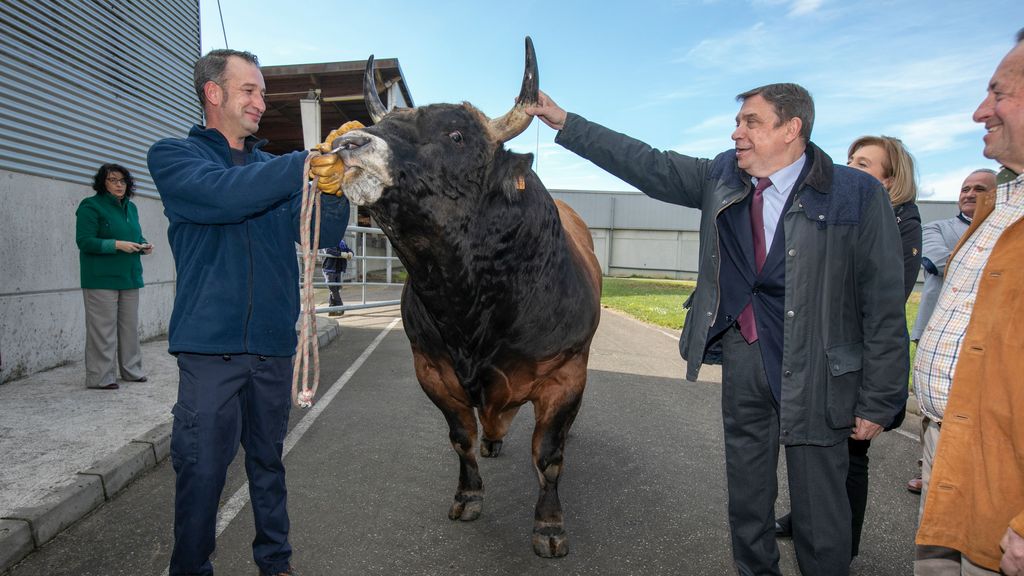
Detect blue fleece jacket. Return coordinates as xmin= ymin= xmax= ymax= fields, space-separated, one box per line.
xmin=148 ymin=125 xmax=345 ymax=356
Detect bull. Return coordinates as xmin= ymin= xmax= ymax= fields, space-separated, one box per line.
xmin=329 ymin=37 xmax=601 ymax=557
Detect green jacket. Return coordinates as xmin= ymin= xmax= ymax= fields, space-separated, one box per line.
xmin=75 ymin=193 xmax=146 ymax=290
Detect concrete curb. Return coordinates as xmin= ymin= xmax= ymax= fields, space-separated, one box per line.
xmin=0 ymin=520 xmax=33 ymax=573
xmin=3 ymin=476 xmax=105 ymax=550
xmin=0 ymin=318 xmax=341 ymax=574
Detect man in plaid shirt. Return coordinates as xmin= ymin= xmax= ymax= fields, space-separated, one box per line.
xmin=914 ymin=27 xmax=1024 ymax=575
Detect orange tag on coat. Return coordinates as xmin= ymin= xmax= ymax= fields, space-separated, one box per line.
xmin=516 ymin=175 xmax=526 ymax=191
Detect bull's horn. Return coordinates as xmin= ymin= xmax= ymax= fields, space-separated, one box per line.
xmin=363 ymin=55 xmax=389 ymax=124
xmin=486 ymin=36 xmax=538 ymax=143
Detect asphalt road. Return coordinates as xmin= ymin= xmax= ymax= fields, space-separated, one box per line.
xmin=7 ymin=307 xmax=923 ymax=576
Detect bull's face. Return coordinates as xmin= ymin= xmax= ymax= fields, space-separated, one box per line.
xmin=332 ymin=37 xmax=538 ymax=211
xmin=331 ymin=104 xmax=504 ymax=208
xmin=329 ymin=127 xmax=393 ymax=207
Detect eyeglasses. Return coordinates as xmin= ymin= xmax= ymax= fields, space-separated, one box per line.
xmin=106 ymin=177 xmax=127 ymax=185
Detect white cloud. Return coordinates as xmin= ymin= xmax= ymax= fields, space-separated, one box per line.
xmin=749 ymin=0 xmax=826 ymax=16
xmin=789 ymin=0 xmax=824 ymax=16
xmin=891 ymin=113 xmax=983 ymax=154
xmin=679 ymin=23 xmax=785 ymax=71
xmin=919 ymin=163 xmax=999 ymax=201
xmin=818 ymin=54 xmax=992 ymax=106
xmin=626 ymin=87 xmax=707 ymax=112
xmin=685 ymin=113 xmax=735 ymax=134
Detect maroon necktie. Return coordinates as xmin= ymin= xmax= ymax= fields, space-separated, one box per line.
xmin=737 ymin=177 xmax=772 ymax=344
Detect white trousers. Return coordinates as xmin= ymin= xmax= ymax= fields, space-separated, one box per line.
xmin=914 ymin=419 xmax=999 ymax=575
xmin=83 ymin=288 xmax=145 ymax=387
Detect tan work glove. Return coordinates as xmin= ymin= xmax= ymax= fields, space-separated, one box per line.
xmin=310 ymin=120 xmax=365 ymax=195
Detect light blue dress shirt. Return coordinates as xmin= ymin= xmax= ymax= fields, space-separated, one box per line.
xmin=753 ymin=153 xmax=806 ymax=253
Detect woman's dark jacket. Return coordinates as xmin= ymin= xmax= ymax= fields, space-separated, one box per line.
xmin=894 ymin=202 xmax=922 ymax=300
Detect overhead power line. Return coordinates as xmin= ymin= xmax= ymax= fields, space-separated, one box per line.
xmin=217 ymin=0 xmax=229 ymax=48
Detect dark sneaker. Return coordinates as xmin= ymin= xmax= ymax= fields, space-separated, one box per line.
xmin=775 ymin=513 xmax=792 ymax=538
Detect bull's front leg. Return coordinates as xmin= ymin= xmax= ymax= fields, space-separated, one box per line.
xmin=441 ymin=406 xmax=484 ymax=521
xmin=413 ymin=351 xmax=484 ymax=522
xmin=530 ymin=372 xmax=585 ymax=558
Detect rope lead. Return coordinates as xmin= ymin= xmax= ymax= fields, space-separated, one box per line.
xmin=293 ymin=153 xmax=323 ymax=408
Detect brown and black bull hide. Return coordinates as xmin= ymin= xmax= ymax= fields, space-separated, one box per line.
xmin=330 ymin=38 xmax=601 ymax=557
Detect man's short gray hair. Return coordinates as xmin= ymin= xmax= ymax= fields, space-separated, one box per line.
xmin=193 ymin=49 xmax=260 ymax=109
xmin=736 ymin=83 xmax=815 ymax=143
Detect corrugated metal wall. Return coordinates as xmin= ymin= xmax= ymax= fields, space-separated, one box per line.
xmin=0 ymin=0 xmax=200 ymax=198
xmin=549 ymin=190 xmax=703 ymax=231
xmin=551 ymin=189 xmax=958 ymax=233
xmin=549 ymin=189 xmax=959 ymax=278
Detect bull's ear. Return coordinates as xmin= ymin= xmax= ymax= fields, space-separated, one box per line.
xmin=494 ymin=152 xmax=535 ymax=202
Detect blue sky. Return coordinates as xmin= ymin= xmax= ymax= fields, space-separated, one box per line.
xmin=200 ymin=0 xmax=1019 ymax=202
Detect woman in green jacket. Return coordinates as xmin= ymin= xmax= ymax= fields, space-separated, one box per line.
xmin=75 ymin=163 xmax=151 ymax=389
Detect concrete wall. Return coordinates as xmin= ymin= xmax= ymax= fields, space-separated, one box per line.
xmin=0 ymin=172 xmax=175 ymax=383
xmin=607 ymin=229 xmax=701 ymax=280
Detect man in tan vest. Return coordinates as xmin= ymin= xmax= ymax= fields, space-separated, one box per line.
xmin=914 ymin=27 xmax=1024 ymax=576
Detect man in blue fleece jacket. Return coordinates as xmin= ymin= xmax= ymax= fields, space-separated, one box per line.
xmin=148 ymin=49 xmax=346 ymax=576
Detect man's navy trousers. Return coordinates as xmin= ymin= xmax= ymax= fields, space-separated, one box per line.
xmin=168 ymin=352 xmax=293 ymax=576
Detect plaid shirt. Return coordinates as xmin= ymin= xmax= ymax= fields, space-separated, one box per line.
xmin=914 ymin=172 xmax=1024 ymax=421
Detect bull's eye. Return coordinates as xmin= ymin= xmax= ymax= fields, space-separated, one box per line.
xmin=448 ymin=131 xmax=463 ymax=144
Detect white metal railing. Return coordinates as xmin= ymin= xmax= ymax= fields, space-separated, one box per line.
xmin=299 ymin=224 xmax=403 ymax=315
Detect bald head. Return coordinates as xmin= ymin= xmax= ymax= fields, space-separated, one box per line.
xmin=959 ymin=169 xmax=997 ymax=218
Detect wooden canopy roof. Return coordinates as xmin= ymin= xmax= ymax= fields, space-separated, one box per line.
xmin=258 ymin=57 xmax=412 ymax=154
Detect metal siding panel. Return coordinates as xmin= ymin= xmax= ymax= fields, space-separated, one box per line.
xmin=550 ymin=190 xmax=703 ymax=232
xmin=918 ymin=201 xmax=958 ymax=224
xmin=0 ymin=0 xmax=200 ymax=197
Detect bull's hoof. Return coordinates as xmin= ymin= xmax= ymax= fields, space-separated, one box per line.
xmin=532 ymin=526 xmax=568 ymax=558
xmin=447 ymin=494 xmax=483 ymax=522
xmin=480 ymin=439 xmax=503 ymax=458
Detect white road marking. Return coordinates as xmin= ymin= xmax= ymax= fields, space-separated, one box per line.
xmin=893 ymin=428 xmax=919 ymax=442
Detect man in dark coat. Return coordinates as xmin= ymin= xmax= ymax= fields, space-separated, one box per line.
xmin=528 ymin=83 xmax=908 ymax=575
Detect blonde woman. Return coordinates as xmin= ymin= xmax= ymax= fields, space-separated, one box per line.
xmin=847 ymin=135 xmax=922 ymax=298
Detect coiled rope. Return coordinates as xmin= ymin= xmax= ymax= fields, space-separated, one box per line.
xmin=293 ymin=152 xmax=323 ymax=408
